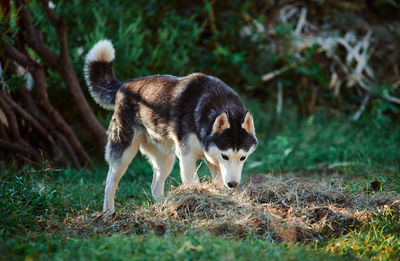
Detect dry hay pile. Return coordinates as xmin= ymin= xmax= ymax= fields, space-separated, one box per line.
xmin=64 ymin=175 xmax=399 ymax=243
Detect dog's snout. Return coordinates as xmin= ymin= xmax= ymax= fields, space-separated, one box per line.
xmin=227 ymin=181 xmax=238 ymax=188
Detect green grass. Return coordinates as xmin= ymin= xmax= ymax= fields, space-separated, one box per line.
xmin=1 ymin=105 xmax=399 ymax=260
xmin=324 ymin=207 xmax=400 ymax=260
xmin=0 ymin=169 xmax=344 ymax=260
xmin=245 ymin=100 xmax=400 ymax=174
xmin=3 ymin=232 xmax=349 ymax=261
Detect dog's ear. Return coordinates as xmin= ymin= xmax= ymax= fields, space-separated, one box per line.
xmin=212 ymin=111 xmax=230 ymax=135
xmin=242 ymin=111 xmax=255 ymax=135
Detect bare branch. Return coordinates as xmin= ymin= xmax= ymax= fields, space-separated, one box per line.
xmin=352 ymin=94 xmax=371 ymax=121
xmin=54 ymin=131 xmax=81 ymax=168
xmin=262 ymin=63 xmax=298 ymax=82
xmin=0 ymin=138 xmax=39 ymax=159
xmin=4 ymin=45 xmax=36 ymax=69
xmin=40 ymin=0 xmax=70 ymax=62
xmin=29 ymin=64 xmax=90 ymax=163
xmin=276 ymin=82 xmax=283 ymax=116
xmin=294 ymin=8 xmax=307 ymax=36
xmin=14 ymin=1 xmax=107 ymax=151
xmin=40 ymin=0 xmax=58 ymax=26
xmin=2 ymin=92 xmax=54 ymax=143
xmin=385 ymin=94 xmax=400 ymax=105
xmin=14 ymin=0 xmax=59 ymax=68
xmin=357 ymin=84 xmax=400 ymax=106
xmin=0 ymin=91 xmax=24 ymax=144
xmin=0 ymin=122 xmax=10 ymax=141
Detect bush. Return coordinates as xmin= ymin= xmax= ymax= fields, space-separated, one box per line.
xmin=28 ymin=0 xmax=399 ymax=120
xmin=28 ymin=0 xmax=262 ymax=88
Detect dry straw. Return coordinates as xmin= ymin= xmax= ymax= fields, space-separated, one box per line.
xmin=63 ymin=174 xmax=399 ymax=243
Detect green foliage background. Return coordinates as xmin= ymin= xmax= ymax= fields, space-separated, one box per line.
xmin=24 ymin=0 xmax=400 ymax=143
xmin=30 ymin=0 xmax=262 ymax=86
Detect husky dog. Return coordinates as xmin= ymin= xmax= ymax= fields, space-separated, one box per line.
xmin=84 ymin=40 xmax=257 ymax=213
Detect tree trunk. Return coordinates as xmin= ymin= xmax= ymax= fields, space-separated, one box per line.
xmin=58 ymin=64 xmax=107 ymax=149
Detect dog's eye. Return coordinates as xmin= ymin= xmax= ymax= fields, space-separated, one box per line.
xmin=221 ymin=154 xmax=229 ymax=161
xmin=240 ymin=156 xmax=246 ymax=161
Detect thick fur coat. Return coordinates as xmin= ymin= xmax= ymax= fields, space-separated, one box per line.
xmin=84 ymin=40 xmax=257 ymax=213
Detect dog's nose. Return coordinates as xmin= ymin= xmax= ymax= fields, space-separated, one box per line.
xmin=227 ymin=181 xmax=238 ymax=188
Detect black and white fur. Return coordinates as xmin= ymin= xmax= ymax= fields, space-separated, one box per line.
xmin=84 ymin=40 xmax=257 ymax=213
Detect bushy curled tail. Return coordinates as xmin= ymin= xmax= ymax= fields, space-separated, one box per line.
xmin=84 ymin=40 xmax=121 ymax=110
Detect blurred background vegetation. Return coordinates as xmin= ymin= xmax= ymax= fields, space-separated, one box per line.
xmin=1 ymin=0 xmax=400 ymax=167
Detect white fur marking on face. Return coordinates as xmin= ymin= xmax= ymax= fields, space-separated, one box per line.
xmin=218 ymin=148 xmax=243 ymax=188
xmin=205 ymin=145 xmax=257 ymax=189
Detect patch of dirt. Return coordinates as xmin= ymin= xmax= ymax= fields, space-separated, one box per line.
xmin=60 ymin=174 xmax=400 ymax=243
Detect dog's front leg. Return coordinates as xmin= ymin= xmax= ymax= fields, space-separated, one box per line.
xmin=205 ymin=160 xmax=223 ymax=185
xmin=150 ymin=154 xmax=175 ymax=201
xmin=178 ymin=153 xmax=199 ymax=184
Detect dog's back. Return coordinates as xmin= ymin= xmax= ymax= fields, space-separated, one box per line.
xmin=85 ymin=44 xmax=247 ymax=146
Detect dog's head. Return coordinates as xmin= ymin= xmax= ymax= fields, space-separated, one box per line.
xmin=204 ymin=111 xmax=257 ymax=189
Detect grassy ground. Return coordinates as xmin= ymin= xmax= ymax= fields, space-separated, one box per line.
xmin=1 ymin=105 xmax=399 ymax=260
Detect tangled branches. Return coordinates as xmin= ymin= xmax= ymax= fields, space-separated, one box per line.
xmin=1 ymin=0 xmax=107 ymax=167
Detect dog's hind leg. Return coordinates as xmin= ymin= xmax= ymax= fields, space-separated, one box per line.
xmin=140 ymin=138 xmax=175 ymax=201
xmin=103 ymin=97 xmax=141 ymax=213
xmin=103 ymin=132 xmax=141 ymax=213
